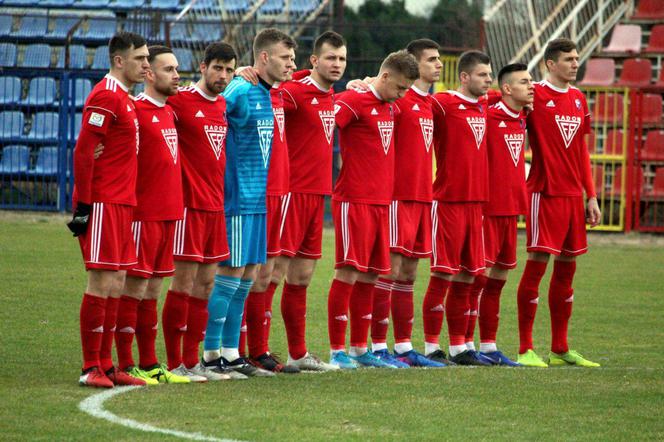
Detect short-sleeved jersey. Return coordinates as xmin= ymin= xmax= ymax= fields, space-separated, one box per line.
xmin=526 ymin=80 xmax=595 ymax=197
xmin=392 ymin=86 xmax=436 ymax=202
xmin=484 ymin=100 xmax=528 ymax=216
xmin=267 ymin=84 xmax=289 ymax=196
xmin=432 ymin=90 xmax=488 ymax=202
xmin=132 ymin=93 xmax=183 ymax=221
xmin=74 ymin=74 xmax=138 ymax=205
xmin=280 ymin=75 xmax=336 ymax=195
xmin=334 ymin=86 xmax=397 ymax=205
xmin=167 ymin=85 xmax=228 ymax=212
xmin=223 ymin=77 xmax=274 ymax=215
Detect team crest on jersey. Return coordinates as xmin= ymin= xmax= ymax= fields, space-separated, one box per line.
xmin=319 ymin=110 xmax=335 ymax=145
xmin=257 ymin=119 xmax=274 ymax=168
xmin=204 ymin=124 xmax=227 ymax=160
xmin=333 ymin=104 xmax=341 ymax=114
xmin=554 ymin=115 xmax=581 ymax=148
xmin=419 ymin=117 xmax=434 ymax=152
xmin=273 ymin=107 xmax=285 ymax=141
xmin=466 ymin=117 xmax=486 ymax=149
xmin=161 ymin=127 xmax=178 ymax=164
xmin=377 ymin=121 xmax=394 ymax=155
xmin=503 ymin=132 xmax=524 ymax=167
xmin=575 ymin=98 xmax=581 ymax=110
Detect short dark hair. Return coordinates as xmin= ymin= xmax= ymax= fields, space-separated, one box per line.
xmin=406 ymin=39 xmax=441 ymax=61
xmin=313 ymin=31 xmax=346 ymax=55
xmin=253 ymin=28 xmax=297 ymax=59
xmin=380 ymin=50 xmax=420 ymax=81
xmin=458 ymin=50 xmax=491 ymax=77
xmin=108 ymin=31 xmax=147 ymax=64
xmin=147 ymin=45 xmax=173 ymax=64
xmin=544 ymin=38 xmax=577 ymax=63
xmin=202 ymin=42 xmax=237 ymax=66
xmin=498 ymin=62 xmax=528 ymax=85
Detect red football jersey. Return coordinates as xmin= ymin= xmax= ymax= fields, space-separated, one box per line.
xmin=267 ymin=84 xmax=289 ymax=196
xmin=484 ymin=100 xmax=528 ymax=216
xmin=432 ymin=91 xmax=489 ymax=202
xmin=392 ymin=86 xmax=435 ymax=202
xmin=167 ymin=85 xmax=228 ymax=212
xmin=280 ymin=75 xmax=336 ymax=195
xmin=132 ymin=93 xmax=183 ymax=221
xmin=526 ymin=80 xmax=595 ymax=197
xmin=73 ymin=74 xmax=138 ymax=205
xmin=334 ymin=86 xmax=397 ymax=205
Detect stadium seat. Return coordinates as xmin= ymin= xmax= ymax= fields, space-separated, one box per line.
xmin=592 ymin=93 xmax=624 ymax=124
xmin=20 ymin=77 xmax=58 ymax=107
xmin=48 ymin=17 xmax=80 ymax=39
xmin=42 ymin=0 xmax=75 ymax=6
xmin=0 ymin=15 xmax=13 ymax=37
xmin=78 ymin=18 xmax=116 ymax=41
xmin=151 ymin=0 xmax=181 ymax=10
xmin=656 ymin=67 xmax=664 ymax=88
xmin=124 ymin=20 xmax=165 ymax=42
xmin=71 ymin=78 xmax=92 ymax=108
xmin=593 ymin=165 xmax=606 ymax=194
xmin=0 ymin=111 xmax=25 ymax=140
xmin=610 ymin=166 xmax=624 ymax=197
xmin=615 ymin=58 xmax=653 ymax=88
xmin=192 ymin=23 xmax=223 ymax=42
xmin=633 ymin=0 xmax=664 ymax=20
xmin=603 ymin=24 xmax=642 ymax=54
xmin=77 ymin=0 xmax=110 ymax=6
xmin=173 ymin=47 xmax=194 ymax=71
xmin=640 ymin=130 xmax=664 ymax=161
xmin=0 ymin=76 xmax=22 ymax=106
xmin=224 ymin=0 xmax=249 ymax=13
xmin=111 ymin=0 xmax=146 ymax=9
xmin=290 ymin=0 xmax=319 ymax=14
xmin=70 ymin=112 xmax=83 ymax=139
xmin=644 ymin=24 xmax=664 ymax=53
xmin=603 ymin=129 xmax=624 ymax=155
xmin=641 ymin=93 xmax=663 ymax=125
xmin=0 ymin=145 xmax=30 ymax=174
xmin=585 ymin=131 xmax=597 ymax=153
xmin=169 ymin=22 xmax=190 ymax=42
xmin=30 ymin=146 xmax=58 ymax=175
xmin=260 ymin=0 xmax=284 ymax=14
xmin=12 ymin=15 xmax=48 ymax=39
xmin=578 ymin=59 xmax=615 ymax=86
xmin=20 ymin=44 xmax=52 ymax=69
xmin=92 ymin=46 xmax=110 ymax=70
xmin=651 ymin=167 xmax=664 ymax=197
xmin=0 ymin=43 xmax=17 ymax=67
xmin=56 ymin=45 xmax=88 ymax=69
xmin=26 ymin=112 xmax=60 ymax=142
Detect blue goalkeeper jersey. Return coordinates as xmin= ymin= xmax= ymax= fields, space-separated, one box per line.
xmin=223 ymin=76 xmax=274 ymax=215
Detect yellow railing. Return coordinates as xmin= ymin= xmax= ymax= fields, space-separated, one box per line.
xmin=435 ymin=55 xmax=460 ymax=92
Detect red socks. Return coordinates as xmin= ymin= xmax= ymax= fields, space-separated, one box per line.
xmin=370 ymin=278 xmax=393 ymax=348
xmin=517 ymin=260 xmax=548 ymax=353
xmin=281 ymin=282 xmax=308 ymax=360
xmin=349 ymin=281 xmax=374 ymax=349
xmin=80 ymin=293 xmax=106 ymax=371
xmin=327 ymin=279 xmax=353 ymax=351
xmin=162 ymin=290 xmax=189 ymax=370
xmin=422 ymin=276 xmax=450 ymax=346
xmin=182 ymin=295 xmax=208 ymax=368
xmin=99 ymin=296 xmax=119 ymax=372
xmin=549 ymin=260 xmax=576 ymax=354
xmin=445 ymin=281 xmax=472 ymax=346
xmin=391 ymin=280 xmax=414 ymax=345
xmin=263 ymin=281 xmax=278 ymax=347
xmin=479 ymin=277 xmax=506 ymax=344
xmin=245 ymin=290 xmax=266 ymax=357
xmin=136 ymin=299 xmax=158 ymax=368
xmin=114 ymin=295 xmax=139 ymax=370
xmin=465 ymin=274 xmax=487 ymax=343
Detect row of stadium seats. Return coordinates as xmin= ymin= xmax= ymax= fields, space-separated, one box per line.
xmin=603 ymin=23 xmax=664 ymax=54
xmin=587 ymin=129 xmax=664 ymax=160
xmin=631 ymin=0 xmax=664 ymax=21
xmin=0 ymin=111 xmax=62 ymax=142
xmin=592 ymin=165 xmax=664 ymax=198
xmin=0 ymin=145 xmax=58 ymax=175
xmin=0 ymin=76 xmax=92 ymax=107
xmin=580 ymin=57 xmax=664 ymax=87
xmin=590 ymin=92 xmax=662 ymax=125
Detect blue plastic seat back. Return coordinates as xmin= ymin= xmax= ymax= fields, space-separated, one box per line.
xmin=92 ymin=46 xmax=110 ymax=70
xmin=0 ymin=43 xmax=18 ymax=67
xmin=22 ymin=77 xmax=57 ymax=106
xmin=0 ymin=76 xmax=22 ymax=105
xmin=27 ymin=112 xmax=60 ymax=141
xmin=57 ymin=45 xmax=88 ymax=69
xmin=32 ymin=146 xmax=59 ymax=174
xmin=21 ymin=44 xmax=52 ymax=68
xmin=0 ymin=111 xmax=25 ymax=140
xmin=0 ymin=145 xmax=30 ymax=173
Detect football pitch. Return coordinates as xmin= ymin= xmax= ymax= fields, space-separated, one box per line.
xmin=1 ymin=212 xmax=663 ymax=441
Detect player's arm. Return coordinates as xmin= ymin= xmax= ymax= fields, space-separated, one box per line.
xmin=235 ymin=66 xmax=259 ymax=85
xmin=333 ymin=92 xmax=359 ymax=129
xmin=579 ymin=101 xmax=601 ymax=227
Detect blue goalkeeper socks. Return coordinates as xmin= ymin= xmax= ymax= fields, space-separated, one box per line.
xmin=203 ymin=275 xmax=241 ymax=352
xmin=221 ymin=279 xmax=253 ymax=352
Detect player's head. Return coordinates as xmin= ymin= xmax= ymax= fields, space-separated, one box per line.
xmin=253 ymin=28 xmax=297 ymax=83
xmin=199 ymin=42 xmax=237 ymax=95
xmin=406 ymin=38 xmax=442 ymax=84
xmin=108 ymin=32 xmax=149 ymax=85
xmin=498 ymin=63 xmax=534 ymax=107
xmin=376 ymin=50 xmax=419 ymax=102
xmin=544 ymin=38 xmax=579 ymax=83
xmin=457 ymin=50 xmax=492 ymax=98
xmin=311 ymin=31 xmax=347 ymax=84
xmin=145 ymin=45 xmax=180 ymax=97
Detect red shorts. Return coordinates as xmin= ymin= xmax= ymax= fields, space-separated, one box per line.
xmin=78 ymin=202 xmax=137 ymax=271
xmin=430 ymin=201 xmax=485 ymax=275
xmin=172 ymin=207 xmax=230 ymax=264
xmin=483 ymin=215 xmax=518 ymax=269
xmin=527 ymin=192 xmax=588 ymax=256
xmin=127 ymin=220 xmax=176 ymax=278
xmin=280 ymin=192 xmax=325 ymax=259
xmin=266 ymin=194 xmax=287 ymax=258
xmin=389 ymin=200 xmax=432 ymax=258
xmin=333 ymin=200 xmax=390 ymax=274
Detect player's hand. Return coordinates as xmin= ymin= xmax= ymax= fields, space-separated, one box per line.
xmin=346 ymin=77 xmax=374 ymax=92
xmin=236 ymin=66 xmax=259 ymax=85
xmin=94 ymin=143 xmax=104 ymax=159
xmin=67 ymin=202 xmax=91 ymax=236
xmin=586 ymin=197 xmax=601 ymax=227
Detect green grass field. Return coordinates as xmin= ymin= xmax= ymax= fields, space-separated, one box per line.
xmin=1 ymin=212 xmax=663 ymax=441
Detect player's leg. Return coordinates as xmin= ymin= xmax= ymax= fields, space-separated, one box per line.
xmin=263 ymin=256 xmax=288 ymax=351
xmin=464 ymin=273 xmax=487 ymax=351
xmin=370 ymin=252 xmax=400 ymax=354
xmin=184 ymin=262 xmax=219 ymax=368
xmin=163 ymin=260 xmax=196 ymax=370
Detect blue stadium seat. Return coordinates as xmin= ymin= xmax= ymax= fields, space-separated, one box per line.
xmin=20 ymin=44 xmax=52 ymax=69
xmin=0 ymin=15 xmax=13 ymax=37
xmin=192 ymin=0 xmax=216 ymax=10
xmin=124 ymin=19 xmax=165 ymax=42
xmin=111 ymin=0 xmax=146 ymax=9
xmin=225 ymin=0 xmax=249 ymax=13
xmin=0 ymin=43 xmax=17 ymax=67
xmin=290 ymin=0 xmax=318 ymax=14
xmin=71 ymin=78 xmax=92 ymax=108
xmin=0 ymin=111 xmax=25 ymax=140
xmin=0 ymin=145 xmax=30 ymax=174
xmin=12 ymin=15 xmax=48 ymax=38
xmin=92 ymin=46 xmax=110 ymax=70
xmin=70 ymin=112 xmax=83 ymax=139
xmin=260 ymin=0 xmax=284 ymax=14
xmin=42 ymin=0 xmax=75 ymax=6
xmin=192 ymin=23 xmax=223 ymax=42
xmin=78 ymin=18 xmax=116 ymax=41
xmin=27 ymin=112 xmax=60 ymax=142
xmin=173 ymin=47 xmax=194 ymax=71
xmin=57 ymin=45 xmax=88 ymax=69
xmin=48 ymin=17 xmax=80 ymax=39
xmin=30 ymin=146 xmax=59 ymax=175
xmin=0 ymin=76 xmax=22 ymax=106
xmin=169 ymin=22 xmax=190 ymax=43
xmin=151 ymin=0 xmax=181 ymax=10
xmin=20 ymin=77 xmax=58 ymax=107
xmin=77 ymin=0 xmax=110 ymax=6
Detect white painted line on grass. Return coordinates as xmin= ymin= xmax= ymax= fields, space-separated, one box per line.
xmin=78 ymin=386 xmax=245 ymax=442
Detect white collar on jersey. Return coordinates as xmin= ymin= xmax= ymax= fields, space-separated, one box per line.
xmin=193 ymin=84 xmax=219 ymax=102
xmin=272 ymin=81 xmax=281 ymax=89
xmin=541 ymin=79 xmax=570 ymax=93
xmin=496 ymin=100 xmax=520 ymax=119
xmin=368 ymin=84 xmax=383 ymax=101
xmin=306 ymin=75 xmax=328 ymax=93
xmin=411 ymin=84 xmax=429 ymax=96
xmin=105 ymin=74 xmax=129 ymax=92
xmin=137 ymin=92 xmax=166 ymax=107
xmin=449 ymin=90 xmax=479 ymax=103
